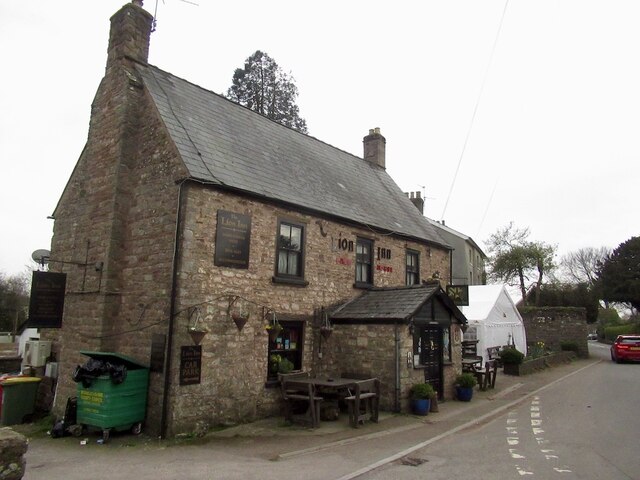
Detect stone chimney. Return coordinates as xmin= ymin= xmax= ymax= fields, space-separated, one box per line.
xmin=106 ymin=1 xmax=154 ymax=71
xmin=363 ymin=127 xmax=386 ymax=169
xmin=406 ymin=191 xmax=424 ymax=214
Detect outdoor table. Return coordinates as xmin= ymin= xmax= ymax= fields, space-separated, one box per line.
xmin=461 ymin=357 xmax=483 ymax=372
xmin=283 ymin=376 xmax=378 ymax=427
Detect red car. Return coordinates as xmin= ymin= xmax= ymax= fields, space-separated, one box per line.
xmin=610 ymin=335 xmax=640 ymax=363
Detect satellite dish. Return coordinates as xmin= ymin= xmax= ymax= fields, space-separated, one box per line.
xmin=31 ymin=249 xmax=51 ymax=265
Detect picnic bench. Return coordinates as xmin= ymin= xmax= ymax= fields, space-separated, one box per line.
xmin=470 ymin=360 xmax=498 ymax=391
xmin=279 ymin=372 xmax=323 ymax=428
xmin=486 ymin=346 xmax=503 ymax=366
xmin=344 ymin=378 xmax=380 ymax=428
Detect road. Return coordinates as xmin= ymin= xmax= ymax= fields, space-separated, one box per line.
xmin=362 ymin=341 xmax=639 ymax=480
xmin=22 ymin=343 xmax=638 ymax=479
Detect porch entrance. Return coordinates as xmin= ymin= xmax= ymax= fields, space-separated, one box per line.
xmin=419 ymin=324 xmax=443 ymax=399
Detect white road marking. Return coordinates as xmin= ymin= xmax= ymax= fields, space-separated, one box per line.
xmin=509 ymin=449 xmax=525 ymax=459
xmin=516 ymin=466 xmax=534 ymax=475
xmin=507 ymin=437 xmax=519 ymax=445
xmin=553 ymin=467 xmax=573 ymax=473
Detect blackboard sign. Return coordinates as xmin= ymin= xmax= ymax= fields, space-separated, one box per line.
xmin=179 ymin=345 xmax=202 ymax=385
xmin=214 ymin=210 xmax=251 ymax=269
xmin=27 ymin=271 xmax=67 ymax=328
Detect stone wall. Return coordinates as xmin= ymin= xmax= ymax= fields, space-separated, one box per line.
xmin=321 ymin=321 xmax=463 ymax=412
xmin=520 ymin=307 xmax=589 ymax=358
xmin=165 ymin=187 xmax=451 ymax=434
xmin=0 ymin=428 xmax=27 ymax=480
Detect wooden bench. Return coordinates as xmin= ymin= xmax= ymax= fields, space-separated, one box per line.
xmin=471 ymin=360 xmax=498 ymax=391
xmin=344 ymin=378 xmax=380 ymax=428
xmin=280 ymin=374 xmax=323 ymax=428
xmin=487 ymin=346 xmax=503 ymax=366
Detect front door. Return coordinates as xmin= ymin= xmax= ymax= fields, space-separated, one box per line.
xmin=420 ymin=324 xmax=443 ymax=399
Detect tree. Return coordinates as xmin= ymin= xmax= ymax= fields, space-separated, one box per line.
xmin=485 ymin=222 xmax=556 ymax=306
xmin=0 ymin=272 xmax=30 ymax=332
xmin=226 ymin=50 xmax=308 ymax=133
xmin=536 ymin=282 xmax=599 ymax=323
xmin=558 ymin=247 xmax=611 ymax=287
xmin=596 ymin=236 xmax=640 ymax=311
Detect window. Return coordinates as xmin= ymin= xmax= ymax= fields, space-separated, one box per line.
xmin=275 ymin=221 xmax=305 ymax=282
xmin=406 ymin=250 xmax=420 ymax=285
xmin=355 ymin=238 xmax=373 ymax=287
xmin=267 ymin=321 xmax=303 ymax=381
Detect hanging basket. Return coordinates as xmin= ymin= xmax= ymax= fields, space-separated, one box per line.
xmin=188 ymin=329 xmax=207 ymax=346
xmin=320 ymin=326 xmax=333 ymax=340
xmin=231 ymin=311 xmax=250 ymax=331
xmin=266 ymin=323 xmax=283 ymax=341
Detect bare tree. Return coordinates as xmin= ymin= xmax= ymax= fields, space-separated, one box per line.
xmin=559 ymin=247 xmax=611 ymax=286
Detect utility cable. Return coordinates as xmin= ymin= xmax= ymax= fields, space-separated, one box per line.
xmin=440 ymin=0 xmax=510 ymax=222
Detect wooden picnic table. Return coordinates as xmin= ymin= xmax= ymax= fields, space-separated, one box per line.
xmin=281 ymin=376 xmax=379 ymax=428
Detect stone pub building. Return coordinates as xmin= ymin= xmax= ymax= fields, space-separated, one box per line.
xmin=43 ymin=1 xmax=467 ymax=437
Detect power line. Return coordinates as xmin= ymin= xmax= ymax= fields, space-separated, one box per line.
xmin=440 ymin=0 xmax=510 ymax=222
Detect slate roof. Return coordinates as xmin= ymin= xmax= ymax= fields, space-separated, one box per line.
xmin=137 ymin=64 xmax=450 ymax=248
xmin=330 ymin=284 xmax=467 ymax=323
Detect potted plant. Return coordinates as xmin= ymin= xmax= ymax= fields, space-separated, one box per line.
xmin=410 ymin=383 xmax=435 ymax=415
xmin=278 ymin=357 xmax=294 ymax=374
xmin=500 ymin=347 xmax=525 ymax=375
xmin=455 ymin=373 xmax=477 ymax=401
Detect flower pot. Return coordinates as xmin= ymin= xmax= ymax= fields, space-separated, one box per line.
xmin=320 ymin=327 xmax=333 ymax=340
xmin=411 ymin=398 xmax=431 ymax=416
xmin=430 ymin=394 xmax=439 ymax=412
xmin=456 ymin=386 xmax=473 ymax=402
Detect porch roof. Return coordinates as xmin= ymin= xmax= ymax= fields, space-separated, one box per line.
xmin=330 ymin=283 xmax=467 ymax=324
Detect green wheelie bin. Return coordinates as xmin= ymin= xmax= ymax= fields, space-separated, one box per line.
xmin=74 ymin=351 xmax=149 ymax=441
xmin=0 ymin=376 xmax=41 ymax=425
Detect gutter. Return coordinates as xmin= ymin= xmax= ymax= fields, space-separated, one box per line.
xmin=161 ymin=179 xmax=188 ymax=439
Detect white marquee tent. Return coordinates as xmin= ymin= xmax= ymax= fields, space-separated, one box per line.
xmin=461 ymin=285 xmax=527 ymax=364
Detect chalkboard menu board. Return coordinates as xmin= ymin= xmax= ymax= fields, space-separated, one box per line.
xmin=214 ymin=210 xmax=251 ymax=269
xmin=27 ymin=271 xmax=67 ymax=328
xmin=180 ymin=345 xmax=202 ymax=385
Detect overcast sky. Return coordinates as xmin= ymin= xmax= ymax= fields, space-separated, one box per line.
xmin=1 ymin=0 xmax=638 ymax=277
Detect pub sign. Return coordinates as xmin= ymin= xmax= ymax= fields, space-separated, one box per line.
xmin=27 ymin=271 xmax=67 ymax=328
xmin=214 ymin=210 xmax=251 ymax=269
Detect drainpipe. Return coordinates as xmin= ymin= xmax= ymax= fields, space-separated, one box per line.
xmin=160 ymin=179 xmax=187 ymax=439
xmin=394 ymin=322 xmax=401 ymax=413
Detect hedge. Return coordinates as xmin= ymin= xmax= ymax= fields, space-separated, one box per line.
xmin=604 ymin=324 xmax=639 ymax=341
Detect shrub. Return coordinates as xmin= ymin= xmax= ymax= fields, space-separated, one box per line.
xmin=560 ymin=341 xmax=580 ymax=353
xmin=500 ymin=348 xmax=525 ymax=365
xmin=455 ymin=373 xmax=477 ymax=388
xmin=410 ymin=383 xmax=435 ymax=400
xmin=278 ymin=358 xmax=294 ymax=374
xmin=604 ymin=324 xmax=639 ymax=341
